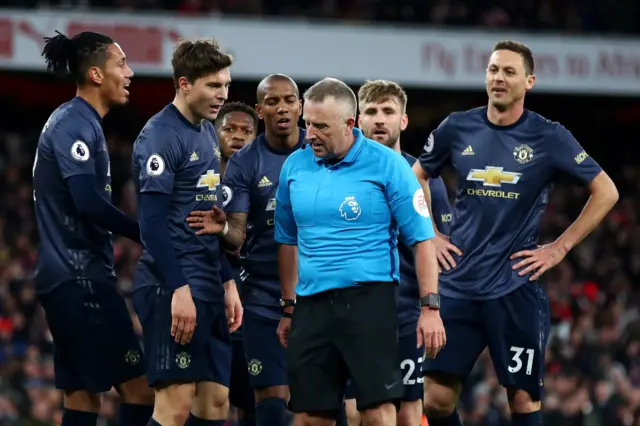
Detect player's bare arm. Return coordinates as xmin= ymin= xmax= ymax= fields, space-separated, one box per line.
xmin=414 ymin=238 xmax=446 ymax=359
xmin=186 ymin=208 xmax=246 ymax=248
xmin=225 ymin=212 xmax=248 ymax=248
xmin=223 ymin=279 xmax=243 ymax=332
xmin=277 ymin=243 xmax=298 ymax=348
xmin=511 ymin=171 xmax=618 ymax=280
xmin=412 ymin=162 xmax=462 ymax=271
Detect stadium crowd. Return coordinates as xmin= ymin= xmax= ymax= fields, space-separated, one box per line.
xmin=0 ymin=0 xmax=638 ymax=424
xmin=0 ymin=120 xmax=637 ymax=426
xmin=2 ymin=0 xmax=640 ymax=34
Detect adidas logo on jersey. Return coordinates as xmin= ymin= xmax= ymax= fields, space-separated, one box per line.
xmin=461 ymin=146 xmax=474 ymax=155
xmin=189 ymin=151 xmax=199 ymax=161
xmin=258 ymin=176 xmax=272 ymax=188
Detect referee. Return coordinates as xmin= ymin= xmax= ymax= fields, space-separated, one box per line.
xmin=274 ymin=78 xmax=445 ymax=426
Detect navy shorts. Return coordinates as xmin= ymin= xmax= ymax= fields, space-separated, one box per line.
xmin=345 ymin=332 xmax=424 ymax=402
xmin=424 ymin=283 xmax=550 ymax=400
xmin=39 ymin=280 xmax=146 ymax=393
xmin=229 ymin=329 xmax=255 ymax=411
xmin=132 ymin=287 xmax=232 ymax=388
xmin=243 ymin=310 xmax=287 ymax=389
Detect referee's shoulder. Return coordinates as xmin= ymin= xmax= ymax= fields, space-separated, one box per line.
xmin=361 ymin=137 xmax=405 ymax=164
xmin=281 ymin=144 xmax=312 ymax=170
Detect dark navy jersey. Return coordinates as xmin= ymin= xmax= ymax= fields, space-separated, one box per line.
xmin=222 ymin=131 xmax=304 ymax=318
xmin=132 ymin=104 xmax=226 ymax=302
xmin=397 ymin=152 xmax=451 ymax=335
xmin=33 ymin=97 xmax=114 ymax=294
xmin=419 ymin=106 xmax=602 ymax=300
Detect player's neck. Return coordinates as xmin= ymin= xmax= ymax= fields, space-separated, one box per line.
xmin=265 ymin=127 xmax=300 ymax=151
xmin=391 ymin=139 xmax=401 ymax=153
xmin=172 ymin=95 xmax=201 ymax=125
xmin=487 ymin=102 xmax=524 ymax=126
xmin=76 ymin=89 xmax=109 ymax=118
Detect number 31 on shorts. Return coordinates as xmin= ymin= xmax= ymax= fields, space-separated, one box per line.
xmin=508 ymin=346 xmax=534 ymax=375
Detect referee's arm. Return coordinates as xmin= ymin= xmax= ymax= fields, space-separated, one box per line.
xmin=385 ymin=156 xmax=438 ymax=298
xmin=274 ymin=161 xmax=298 ymax=307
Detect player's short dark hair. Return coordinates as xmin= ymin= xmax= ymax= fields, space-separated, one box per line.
xmin=357 ymin=80 xmax=408 ymax=113
xmin=214 ymin=102 xmax=259 ymax=129
xmin=42 ymin=30 xmax=114 ymax=85
xmin=172 ymin=38 xmax=233 ymax=89
xmin=303 ymin=78 xmax=357 ymax=118
xmin=493 ymin=40 xmax=535 ymax=75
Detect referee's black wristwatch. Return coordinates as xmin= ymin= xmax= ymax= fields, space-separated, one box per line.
xmin=280 ymin=298 xmax=296 ymax=318
xmin=419 ymin=293 xmax=440 ymax=310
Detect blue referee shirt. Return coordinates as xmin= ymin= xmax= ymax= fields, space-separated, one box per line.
xmin=274 ymin=128 xmax=435 ymax=297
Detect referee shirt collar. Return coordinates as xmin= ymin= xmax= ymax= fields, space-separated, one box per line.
xmin=314 ymin=128 xmax=365 ymax=165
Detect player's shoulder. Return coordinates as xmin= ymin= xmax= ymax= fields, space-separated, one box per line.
xmin=401 ymin=151 xmax=418 ymax=167
xmin=134 ymin=106 xmax=183 ymax=153
xmin=230 ymin=134 xmax=263 ymax=164
xmin=44 ymin=99 xmax=100 ymax=138
xmin=445 ymin=106 xmax=485 ymax=125
xmin=522 ymin=109 xmax=573 ymax=140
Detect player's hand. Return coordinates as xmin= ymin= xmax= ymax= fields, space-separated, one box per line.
xmin=277 ymin=312 xmax=292 ymax=348
xmin=171 ymin=285 xmax=197 ymax=345
xmin=417 ymin=308 xmax=446 ymax=359
xmin=510 ymin=242 xmax=568 ymax=281
xmin=187 ymin=206 xmax=227 ymax=236
xmin=435 ymin=231 xmax=462 ymax=272
xmin=224 ymin=280 xmax=243 ymax=333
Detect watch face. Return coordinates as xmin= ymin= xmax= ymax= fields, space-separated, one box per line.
xmin=429 ymin=294 xmax=440 ymax=307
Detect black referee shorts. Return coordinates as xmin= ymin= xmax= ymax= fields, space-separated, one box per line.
xmin=286 ymin=282 xmax=403 ymax=416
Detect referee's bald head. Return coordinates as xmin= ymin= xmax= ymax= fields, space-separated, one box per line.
xmin=303 ymin=78 xmax=357 ymax=120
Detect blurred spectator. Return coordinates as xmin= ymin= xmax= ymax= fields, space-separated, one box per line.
xmin=2 ymin=0 xmax=640 ymax=35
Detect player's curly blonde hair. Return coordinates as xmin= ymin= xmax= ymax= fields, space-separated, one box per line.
xmin=357 ymin=80 xmax=408 ymax=114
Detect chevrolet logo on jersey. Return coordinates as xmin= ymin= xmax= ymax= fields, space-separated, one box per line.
xmin=197 ymin=170 xmax=220 ymax=191
xmin=466 ymin=166 xmax=521 ymax=200
xmin=467 ymin=166 xmax=521 ymax=187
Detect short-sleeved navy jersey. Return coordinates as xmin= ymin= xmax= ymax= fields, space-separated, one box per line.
xmin=419 ymin=106 xmax=602 ymax=300
xmin=33 ymin=97 xmax=113 ymax=294
xmin=222 ymin=131 xmax=304 ymax=318
xmin=397 ymin=152 xmax=451 ymax=335
xmin=132 ymin=104 xmax=226 ymax=302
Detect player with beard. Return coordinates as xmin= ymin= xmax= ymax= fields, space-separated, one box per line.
xmin=413 ymin=41 xmax=618 ymax=426
xmin=188 ymin=74 xmax=303 ymax=426
xmin=214 ymin=102 xmax=259 ymax=426
xmin=341 ymin=79 xmax=452 ymax=426
xmin=131 ymin=39 xmax=243 ymax=426
xmin=33 ymin=30 xmax=154 ymax=426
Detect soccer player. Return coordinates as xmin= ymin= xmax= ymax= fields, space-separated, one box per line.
xmin=131 ymin=39 xmax=242 ymax=426
xmin=33 ymin=31 xmax=154 ymax=426
xmin=275 ymin=78 xmax=444 ymax=426
xmin=188 ymin=73 xmax=303 ymax=426
xmin=213 ymin=101 xmax=259 ymax=426
xmin=342 ymin=79 xmax=452 ymax=426
xmin=215 ymin=102 xmax=260 ymax=176
xmin=413 ymin=40 xmax=618 ymax=426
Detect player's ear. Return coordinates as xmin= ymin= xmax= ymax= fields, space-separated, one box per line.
xmin=255 ymin=104 xmax=263 ymax=120
xmin=296 ymin=100 xmax=303 ymax=118
xmin=88 ymin=66 xmax=104 ymax=85
xmin=178 ymin=76 xmax=191 ymax=94
xmin=525 ymin=74 xmax=536 ymax=91
xmin=400 ymin=114 xmax=408 ymax=131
